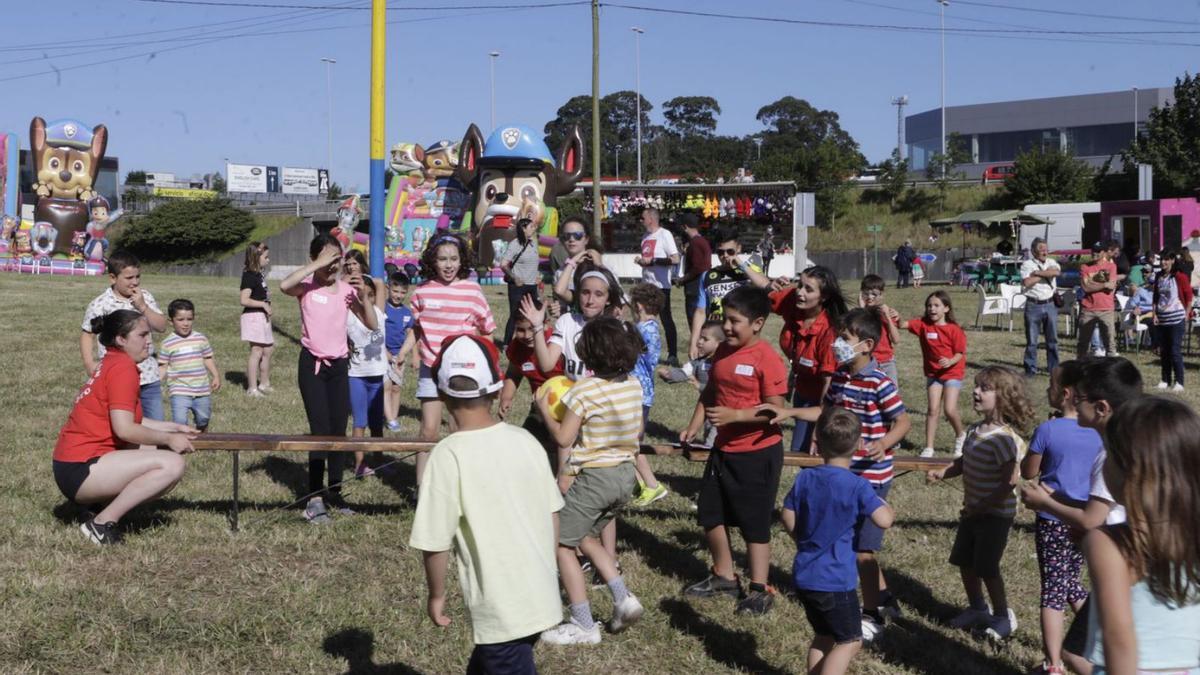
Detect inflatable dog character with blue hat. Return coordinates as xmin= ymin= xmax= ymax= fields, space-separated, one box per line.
xmin=455 ymin=123 xmax=583 ymax=269
xmin=29 ymin=116 xmax=108 ymax=254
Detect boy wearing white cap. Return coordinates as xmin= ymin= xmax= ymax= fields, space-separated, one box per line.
xmin=408 ymin=335 xmax=564 ymax=674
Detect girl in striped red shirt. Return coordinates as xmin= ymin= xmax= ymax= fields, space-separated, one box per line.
xmin=402 ymin=233 xmax=496 ymax=486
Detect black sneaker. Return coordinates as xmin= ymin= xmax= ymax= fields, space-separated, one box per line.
xmin=735 ymin=583 xmax=776 ymax=616
xmin=80 ymin=519 xmax=122 ymax=545
xmin=683 ymin=571 xmax=742 ymax=599
xmin=879 ymin=594 xmax=904 ymax=620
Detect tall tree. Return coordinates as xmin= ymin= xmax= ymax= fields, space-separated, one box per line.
xmin=662 ymin=96 xmax=721 ymax=138
xmin=877 ymin=149 xmax=909 ymax=207
xmin=1124 ymin=72 xmax=1200 ymax=197
xmin=925 ymin=132 xmax=971 ymax=206
xmin=754 ymin=96 xmax=866 ymax=225
xmin=543 ymin=94 xmax=595 ymax=159
xmin=1002 ymin=147 xmax=1093 ymax=207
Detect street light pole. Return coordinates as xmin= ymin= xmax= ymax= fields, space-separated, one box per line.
xmin=1133 ymin=86 xmax=1139 ymax=141
xmin=937 ymin=0 xmax=949 ymax=179
xmin=488 ymin=51 xmax=501 ymax=130
xmin=632 ymin=26 xmax=644 ymax=184
xmin=320 ymin=57 xmax=336 ymax=180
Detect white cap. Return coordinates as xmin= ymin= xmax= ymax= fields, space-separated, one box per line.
xmin=434 ymin=335 xmax=504 ymax=398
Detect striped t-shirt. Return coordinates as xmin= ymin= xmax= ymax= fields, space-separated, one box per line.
xmin=410 ymin=278 xmax=497 ymax=366
xmin=1155 ymin=272 xmax=1187 ymax=326
xmin=562 ymin=376 xmax=643 ymax=471
xmin=824 ymin=361 xmax=906 ymax=486
xmin=158 ymin=331 xmax=214 ymax=397
xmin=961 ymin=423 xmax=1026 ymax=518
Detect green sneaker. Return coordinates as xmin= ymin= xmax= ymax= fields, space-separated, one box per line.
xmin=631 ymin=483 xmax=669 ymax=507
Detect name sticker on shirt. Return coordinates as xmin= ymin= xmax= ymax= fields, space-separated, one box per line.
xmin=521 ymin=362 xmax=535 ymax=371
xmin=926 ymin=332 xmax=939 ymax=340
xmin=797 ymin=357 xmax=815 ymax=368
xmin=312 ymin=293 xmax=328 ymax=305
xmin=426 ymin=300 xmax=444 ymax=309
xmin=734 ymin=364 xmax=755 ymax=376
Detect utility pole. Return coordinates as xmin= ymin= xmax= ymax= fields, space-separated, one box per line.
xmin=891 ymin=95 xmax=908 ymax=160
xmin=591 ymin=0 xmax=601 ymax=239
xmin=489 ymin=51 xmax=501 ymax=130
xmin=632 ymin=26 xmax=644 ymax=184
xmin=1132 ymin=86 xmax=1139 ymax=141
xmin=321 ymin=58 xmax=336 ymax=181
xmin=938 ymin=0 xmax=949 ymax=179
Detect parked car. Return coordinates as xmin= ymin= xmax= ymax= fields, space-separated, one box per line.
xmin=982 ymin=163 xmax=1015 ymax=183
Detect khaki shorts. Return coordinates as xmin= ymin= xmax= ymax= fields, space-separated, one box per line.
xmin=558 ymin=463 xmax=637 ymax=547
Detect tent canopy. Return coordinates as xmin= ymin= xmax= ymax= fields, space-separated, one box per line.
xmin=930 ymin=209 xmax=1053 ymax=230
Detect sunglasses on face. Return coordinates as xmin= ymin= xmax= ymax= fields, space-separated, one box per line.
xmin=562 ymin=231 xmax=586 ymax=241
xmin=717 ymin=248 xmax=738 ymax=255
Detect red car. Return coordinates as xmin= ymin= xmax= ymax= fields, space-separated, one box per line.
xmin=982 ymin=163 xmax=1015 ymax=183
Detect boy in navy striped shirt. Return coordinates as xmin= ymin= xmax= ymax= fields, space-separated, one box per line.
xmin=760 ymin=308 xmax=911 ymax=640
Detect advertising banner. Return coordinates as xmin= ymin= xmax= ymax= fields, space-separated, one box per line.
xmin=227 ymin=163 xmax=267 ymax=193
xmin=266 ymin=166 xmax=280 ymax=193
xmin=318 ymin=169 xmax=329 ymax=195
xmin=153 ymin=187 xmax=217 ymax=200
xmin=281 ymin=167 xmax=320 ymax=195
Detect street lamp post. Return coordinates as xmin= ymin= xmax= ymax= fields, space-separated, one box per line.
xmin=632 ymin=26 xmax=644 ymax=184
xmin=937 ymin=0 xmax=948 ymax=179
xmin=1133 ymin=86 xmax=1139 ymax=140
xmin=320 ymin=57 xmax=336 ymax=181
xmin=489 ymin=51 xmax=501 ymax=130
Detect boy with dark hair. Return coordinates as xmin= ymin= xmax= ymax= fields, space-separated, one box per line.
xmin=383 ymin=271 xmax=414 ymax=432
xmin=687 ymin=228 xmax=771 ymax=359
xmin=409 ymin=335 xmax=564 ymax=672
xmin=762 ymin=307 xmax=911 ymax=639
xmin=158 ymin=299 xmax=220 ymax=431
xmin=81 ymin=250 xmax=168 ymax=420
xmin=782 ymin=406 xmax=895 ymax=675
xmin=681 ymin=285 xmax=789 ymax=615
xmin=859 ymin=274 xmax=902 ymax=388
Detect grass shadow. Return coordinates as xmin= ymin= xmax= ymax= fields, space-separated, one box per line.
xmin=374 ymin=454 xmax=420 ymax=505
xmin=655 ymin=472 xmax=703 ymax=501
xmin=246 ymin=455 xmax=310 ymax=501
xmin=323 ymin=627 xmax=425 ymax=675
xmin=644 ymin=419 xmax=680 ymax=444
xmin=224 ymin=370 xmax=248 ymax=389
xmin=872 ymin=613 xmax=1024 ymax=675
xmin=658 ymin=598 xmax=788 ymax=675
xmin=271 ymin=324 xmax=303 ymax=347
xmin=618 ymin=520 xmax=709 ymax=584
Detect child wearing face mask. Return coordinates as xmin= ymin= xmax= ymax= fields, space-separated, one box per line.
xmin=759 ymin=308 xmax=912 ymax=641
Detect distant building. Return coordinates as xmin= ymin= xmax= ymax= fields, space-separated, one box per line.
xmin=905 ymin=87 xmax=1173 ymax=178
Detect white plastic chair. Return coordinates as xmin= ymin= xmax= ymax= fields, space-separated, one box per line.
xmin=974 ymin=285 xmax=1011 ymax=331
xmin=997 ymin=283 xmax=1025 ymax=331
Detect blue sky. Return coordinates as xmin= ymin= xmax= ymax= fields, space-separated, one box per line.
xmin=6 ymin=0 xmax=1200 ymax=191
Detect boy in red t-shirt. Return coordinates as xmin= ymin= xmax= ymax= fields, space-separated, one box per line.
xmin=1077 ymin=240 xmax=1119 ymax=358
xmin=860 ymin=274 xmax=902 ymax=390
xmin=681 ymin=286 xmax=788 ymax=616
xmin=499 ymin=309 xmax=564 ymax=458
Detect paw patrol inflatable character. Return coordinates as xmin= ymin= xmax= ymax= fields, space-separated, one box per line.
xmin=84 ymin=195 xmax=115 ymax=262
xmin=70 ymin=230 xmax=87 ymax=265
xmin=332 ymin=194 xmax=362 ymax=251
xmin=13 ymin=229 xmax=33 ymax=264
xmin=29 ymin=117 xmax=108 ymax=253
xmin=455 ymin=124 xmax=583 ymax=268
xmin=389 ymin=143 xmax=425 ymax=178
xmin=0 ymin=214 xmax=17 ymax=253
xmin=30 ymin=221 xmax=57 ymax=259
xmin=423 ymin=140 xmax=459 ymax=179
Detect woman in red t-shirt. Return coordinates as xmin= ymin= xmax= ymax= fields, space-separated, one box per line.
xmin=905 ymin=291 xmax=968 ymax=458
xmin=769 ymin=266 xmax=847 ymax=453
xmin=53 ymin=310 xmax=196 ymax=545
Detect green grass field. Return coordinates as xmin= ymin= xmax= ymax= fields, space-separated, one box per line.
xmin=0 ymin=273 xmax=1187 ymax=674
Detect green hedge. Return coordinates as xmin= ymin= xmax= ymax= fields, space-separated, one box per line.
xmin=117 ymin=198 xmax=255 ymax=262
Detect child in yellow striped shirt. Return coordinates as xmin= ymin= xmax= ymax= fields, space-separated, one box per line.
xmin=537 ymin=316 xmax=646 ymax=646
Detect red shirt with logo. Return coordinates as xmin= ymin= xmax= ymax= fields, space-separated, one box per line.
xmin=769 ymin=287 xmax=837 ymax=402
xmin=1080 ymin=259 xmax=1117 ymax=311
xmin=701 ymin=339 xmax=788 ymax=453
xmin=54 ymin=350 xmax=142 ymax=463
xmin=906 ymin=318 xmax=967 ymax=380
xmin=505 ymin=328 xmax=564 ymax=391
xmin=873 ymin=311 xmax=900 ymax=363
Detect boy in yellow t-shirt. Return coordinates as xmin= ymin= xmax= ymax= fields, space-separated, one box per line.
xmin=409 ymin=335 xmax=564 ymax=671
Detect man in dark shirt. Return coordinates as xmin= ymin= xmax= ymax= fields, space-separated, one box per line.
xmin=687 ymin=228 xmax=770 ymax=359
xmin=674 ymin=214 xmax=711 ymax=319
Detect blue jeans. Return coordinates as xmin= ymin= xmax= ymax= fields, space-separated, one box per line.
xmin=1023 ymin=301 xmax=1059 ymax=374
xmin=140 ymin=380 xmax=164 ymax=421
xmin=170 ymin=394 xmax=212 ymax=430
xmin=789 ymin=394 xmax=819 ymax=452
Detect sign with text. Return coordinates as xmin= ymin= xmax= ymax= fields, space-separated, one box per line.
xmin=227 ymin=163 xmax=267 ymax=193
xmin=281 ymin=167 xmax=320 ymax=195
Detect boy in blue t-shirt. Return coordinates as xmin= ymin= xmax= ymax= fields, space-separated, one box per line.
xmin=782 ymin=406 xmax=894 ymax=675
xmin=383 ymin=272 xmax=414 ymax=432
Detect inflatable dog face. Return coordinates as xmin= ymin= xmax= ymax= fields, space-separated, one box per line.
xmin=390 ymin=143 xmax=425 ymax=177
xmin=423 ymin=140 xmax=459 ymax=179
xmin=455 ymin=124 xmax=584 ymax=267
xmin=30 ymin=117 xmax=107 ymax=201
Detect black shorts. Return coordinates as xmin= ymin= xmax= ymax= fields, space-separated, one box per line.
xmin=949 ymin=514 xmax=1014 ymax=578
xmin=466 ymin=633 xmax=538 ymax=675
xmin=696 ymin=442 xmax=783 ymax=544
xmin=797 ymin=589 xmax=863 ymax=644
xmin=53 ymin=458 xmax=100 ymax=503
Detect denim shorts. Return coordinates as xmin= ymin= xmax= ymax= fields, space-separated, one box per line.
xmin=415 ymin=364 xmax=437 ymax=399
xmin=797 ymin=589 xmax=863 ymax=643
xmin=926 ymin=377 xmax=963 ymax=389
xmin=170 ymin=394 xmax=211 ymax=429
xmin=853 ymin=481 xmax=891 ymax=552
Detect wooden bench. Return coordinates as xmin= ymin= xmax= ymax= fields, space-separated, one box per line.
xmin=191 ymin=434 xmax=951 ymax=530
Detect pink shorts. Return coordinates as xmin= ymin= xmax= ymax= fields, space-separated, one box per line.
xmin=240 ymin=311 xmax=274 ymax=345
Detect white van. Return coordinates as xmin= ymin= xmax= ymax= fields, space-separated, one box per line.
xmin=1022 ymin=202 xmax=1102 ymax=254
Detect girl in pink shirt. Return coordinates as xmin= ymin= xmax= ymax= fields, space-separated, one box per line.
xmin=280 ymin=234 xmax=378 ymax=522
xmin=401 ymin=232 xmax=496 ymax=486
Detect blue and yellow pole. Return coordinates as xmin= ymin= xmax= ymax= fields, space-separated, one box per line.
xmin=368 ymin=0 xmax=386 ymax=273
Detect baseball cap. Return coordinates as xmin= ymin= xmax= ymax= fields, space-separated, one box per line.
xmin=433 ymin=334 xmax=504 ymax=398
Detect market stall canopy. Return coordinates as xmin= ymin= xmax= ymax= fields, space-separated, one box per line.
xmin=929 ymin=209 xmax=1052 ymax=231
